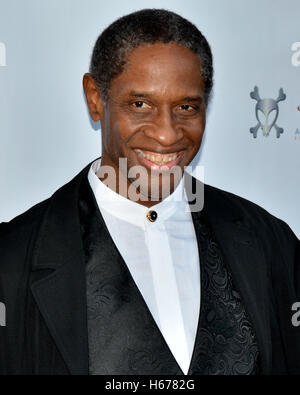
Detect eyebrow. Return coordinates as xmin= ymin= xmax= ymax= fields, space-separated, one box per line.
xmin=128 ymin=91 xmax=203 ymax=102
xmin=129 ymin=91 xmax=150 ymax=98
xmin=180 ymin=96 xmax=203 ymax=103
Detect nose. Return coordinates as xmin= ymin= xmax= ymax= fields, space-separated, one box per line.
xmin=144 ymin=107 xmax=184 ymax=146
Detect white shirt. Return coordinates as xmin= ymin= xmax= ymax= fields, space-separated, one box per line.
xmin=88 ymin=159 xmax=200 ymax=374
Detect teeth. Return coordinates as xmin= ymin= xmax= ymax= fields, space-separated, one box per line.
xmin=136 ymin=149 xmax=179 ymax=164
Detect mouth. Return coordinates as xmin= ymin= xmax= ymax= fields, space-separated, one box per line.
xmin=134 ymin=149 xmax=184 ymax=171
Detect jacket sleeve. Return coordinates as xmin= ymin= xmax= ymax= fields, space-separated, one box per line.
xmin=271 ymin=217 xmax=300 ymax=300
xmin=267 ymin=216 xmax=300 ymax=374
xmin=0 ymin=204 xmax=47 ymax=374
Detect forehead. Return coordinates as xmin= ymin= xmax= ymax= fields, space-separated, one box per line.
xmin=109 ymin=42 xmax=205 ymax=100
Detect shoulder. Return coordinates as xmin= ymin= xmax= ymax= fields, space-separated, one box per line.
xmin=0 ymin=199 xmax=51 ymax=273
xmin=0 ymin=161 xmax=92 ymax=252
xmin=204 ymin=182 xmax=300 ymax=292
xmin=204 ymin=183 xmax=266 ymax=216
xmin=205 ymin=182 xmax=299 ymax=282
xmin=204 ymin=183 xmax=291 ymax=232
xmin=0 ymin=198 xmax=49 ymax=233
xmin=203 ymin=183 xmax=299 ymax=263
xmin=0 ymin=161 xmax=92 ymax=274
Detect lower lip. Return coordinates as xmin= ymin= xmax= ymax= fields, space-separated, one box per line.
xmin=135 ymin=150 xmax=184 ymax=171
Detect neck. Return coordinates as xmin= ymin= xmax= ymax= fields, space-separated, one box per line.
xmin=98 ymin=155 xmax=178 ymax=208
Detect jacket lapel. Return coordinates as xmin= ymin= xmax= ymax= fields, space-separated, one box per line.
xmin=28 ymin=163 xmax=182 ymax=375
xmin=30 ymin=166 xmax=90 ymax=375
xmin=80 ymin=174 xmax=183 ymax=374
xmin=191 ymin=182 xmax=272 ymax=374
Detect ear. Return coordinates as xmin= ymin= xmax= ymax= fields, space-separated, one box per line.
xmin=82 ymin=73 xmax=104 ymax=122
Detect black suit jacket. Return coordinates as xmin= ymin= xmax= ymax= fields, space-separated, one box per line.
xmin=1 ymin=161 xmax=300 ymax=375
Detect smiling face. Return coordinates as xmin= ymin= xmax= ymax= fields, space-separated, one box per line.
xmin=83 ymin=42 xmax=206 ymax=207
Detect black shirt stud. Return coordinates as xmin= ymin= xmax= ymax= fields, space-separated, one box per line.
xmin=147 ymin=210 xmax=158 ymax=223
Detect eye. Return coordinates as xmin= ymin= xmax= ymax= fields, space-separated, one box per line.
xmin=179 ymin=104 xmax=197 ymax=112
xmin=133 ymin=101 xmax=151 ymax=109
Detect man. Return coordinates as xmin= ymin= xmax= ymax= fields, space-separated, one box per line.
xmin=1 ymin=9 xmax=300 ymax=375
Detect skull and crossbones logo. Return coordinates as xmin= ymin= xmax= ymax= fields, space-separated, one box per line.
xmin=250 ymin=86 xmax=286 ymax=138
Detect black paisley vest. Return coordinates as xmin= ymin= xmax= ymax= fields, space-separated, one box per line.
xmin=78 ymin=176 xmax=260 ymax=375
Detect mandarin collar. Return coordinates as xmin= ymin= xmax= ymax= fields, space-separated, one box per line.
xmin=88 ymin=159 xmax=188 ymax=227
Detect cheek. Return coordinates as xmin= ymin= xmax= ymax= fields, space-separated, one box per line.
xmin=185 ymin=119 xmax=206 ymax=146
xmin=109 ymin=111 xmax=141 ymax=141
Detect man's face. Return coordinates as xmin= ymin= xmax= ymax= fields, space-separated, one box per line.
xmin=84 ymin=42 xmax=206 ymax=204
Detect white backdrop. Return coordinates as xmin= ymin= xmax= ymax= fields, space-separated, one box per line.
xmin=1 ymin=0 xmax=300 ymax=236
